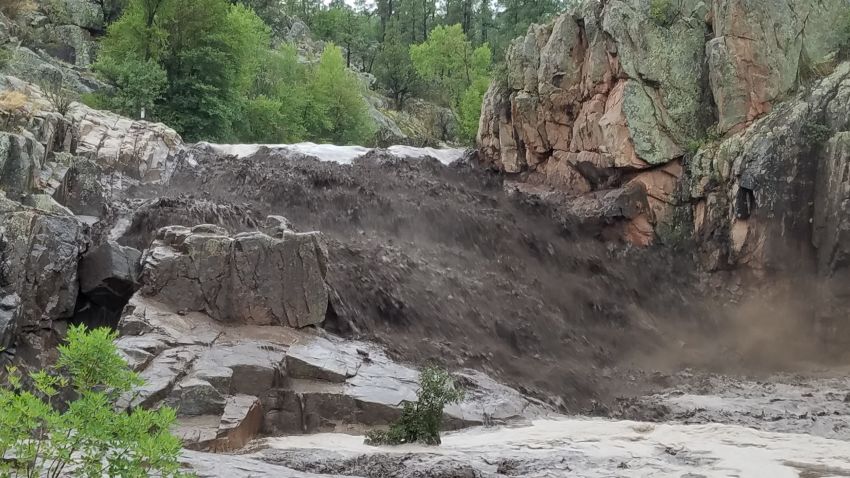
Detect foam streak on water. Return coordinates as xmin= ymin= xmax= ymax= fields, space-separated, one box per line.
xmin=264 ymin=418 xmax=850 ymax=477
xmin=198 ymin=142 xmax=467 ymax=165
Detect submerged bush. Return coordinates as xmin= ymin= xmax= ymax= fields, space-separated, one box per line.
xmin=365 ymin=366 xmax=464 ymax=446
xmin=0 ymin=325 xmax=189 ymax=478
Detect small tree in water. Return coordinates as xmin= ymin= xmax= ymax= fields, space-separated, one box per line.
xmin=365 ymin=366 xmax=464 ymax=446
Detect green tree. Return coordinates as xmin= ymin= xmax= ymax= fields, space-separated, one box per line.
xmin=157 ymin=0 xmax=270 ymax=140
xmin=235 ymin=44 xmax=308 ymax=142
xmin=409 ymin=24 xmax=491 ymax=106
xmin=458 ymin=76 xmax=488 ymax=142
xmin=0 ymin=325 xmax=187 ymax=478
xmin=374 ymin=24 xmax=421 ymax=109
xmin=306 ymin=44 xmax=376 ymax=144
xmin=365 ymin=366 xmax=464 ymax=446
xmin=96 ymin=0 xmax=269 ymax=140
xmin=490 ymin=0 xmax=563 ymax=60
xmin=93 ymin=58 xmax=167 ymax=118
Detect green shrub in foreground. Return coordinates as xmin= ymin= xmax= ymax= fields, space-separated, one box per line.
xmin=365 ymin=366 xmax=464 ymax=446
xmin=0 ymin=324 xmax=190 ymax=478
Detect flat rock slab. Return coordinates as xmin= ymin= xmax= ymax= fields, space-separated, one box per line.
xmin=194 ymin=342 xmax=287 ymax=397
xmin=286 ymin=336 xmax=362 ymax=382
xmin=121 ymin=345 xmax=200 ymax=409
xmin=182 ymin=450 xmax=349 ymax=478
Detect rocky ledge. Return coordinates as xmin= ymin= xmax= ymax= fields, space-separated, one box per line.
xmin=117 ymin=288 xmax=549 ymax=452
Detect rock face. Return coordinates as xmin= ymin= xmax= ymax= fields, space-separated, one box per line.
xmin=707 ymin=1 xmax=846 ymax=133
xmin=1 ymin=75 xmax=183 ymax=184
xmin=117 ymin=295 xmax=548 ymax=452
xmin=140 ymin=222 xmax=330 ymax=328
xmin=478 ymin=0 xmax=847 ymax=244
xmin=68 ymin=104 xmax=183 ymax=182
xmin=0 ymin=73 xmax=182 ymax=369
xmin=0 ymin=194 xmax=85 ymax=363
xmin=690 ymin=63 xmax=850 ymax=275
xmin=78 ymin=240 xmax=141 ymax=309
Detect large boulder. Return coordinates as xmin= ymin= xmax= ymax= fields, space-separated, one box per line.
xmin=78 ymin=240 xmax=141 ymax=309
xmin=0 ymin=132 xmax=43 ymax=200
xmin=68 ymin=104 xmax=183 ymax=182
xmin=0 ymin=195 xmax=84 ymax=362
xmin=140 ymin=222 xmax=330 ymax=328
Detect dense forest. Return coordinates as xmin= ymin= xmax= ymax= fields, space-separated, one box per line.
xmin=61 ymin=0 xmax=566 ymax=145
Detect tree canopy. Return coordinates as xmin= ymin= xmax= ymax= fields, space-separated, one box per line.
xmin=89 ymin=0 xmax=565 ymax=145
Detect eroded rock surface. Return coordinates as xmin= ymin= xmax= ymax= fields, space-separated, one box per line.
xmin=1 ymin=75 xmax=183 ymax=185
xmin=690 ymin=63 xmax=850 ymax=274
xmin=0 ymin=194 xmax=85 ymax=365
xmin=477 ymin=0 xmax=846 ymax=244
xmin=117 ymin=295 xmax=549 ymax=452
xmin=140 ymin=223 xmax=329 ymax=328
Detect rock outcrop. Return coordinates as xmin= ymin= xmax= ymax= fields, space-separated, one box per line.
xmin=0 ymin=73 xmax=182 ymax=368
xmin=139 ymin=222 xmax=330 ymax=328
xmin=690 ymin=63 xmax=850 ymax=274
xmin=477 ymin=0 xmax=847 ymax=245
xmin=1 ymin=75 xmax=183 ymax=184
xmin=117 ymin=294 xmax=549 ymax=452
xmin=0 ymin=193 xmax=86 ymax=364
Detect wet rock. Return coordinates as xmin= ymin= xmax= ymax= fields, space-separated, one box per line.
xmin=182 ymin=450 xmax=322 ymax=478
xmin=707 ymin=0 xmax=846 ymax=133
xmin=175 ymin=416 xmax=219 ymax=452
xmin=0 ymin=294 xmax=21 ymax=351
xmin=286 ymin=336 xmax=360 ymax=382
xmin=140 ymin=222 xmax=330 ymax=328
xmin=691 ymin=63 xmax=850 ymax=272
xmin=0 ymin=132 xmax=43 ymax=200
xmin=78 ymin=240 xmax=141 ymax=309
xmin=120 ymin=345 xmax=201 ymax=410
xmin=813 ymin=132 xmax=850 ymax=276
xmin=477 ymin=0 xmax=845 ymax=242
xmin=262 ymin=215 xmax=294 ymax=238
xmin=117 ymin=296 xmax=547 ymax=446
xmin=174 ymin=395 xmax=265 ymax=452
xmin=53 ymin=157 xmax=108 ymax=216
xmin=0 ymin=196 xmax=84 ymax=355
xmin=479 ymin=1 xmax=709 ymax=187
xmin=194 ymin=365 xmax=233 ymax=396
xmin=167 ymin=378 xmax=227 ymax=417
xmin=20 ymin=193 xmax=73 ymax=215
xmin=195 ymin=342 xmax=286 ymax=397
xmin=68 ymin=104 xmax=183 ymax=182
xmin=118 ymin=294 xmax=224 ymax=345
xmin=214 ymin=395 xmax=264 ymax=452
